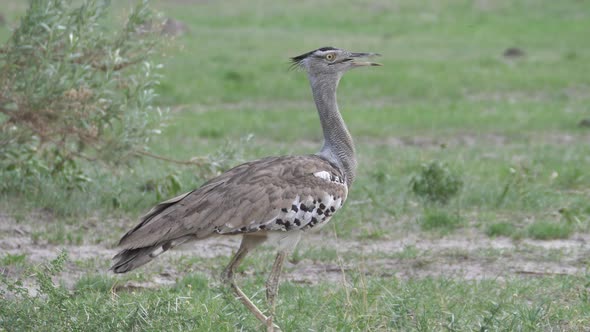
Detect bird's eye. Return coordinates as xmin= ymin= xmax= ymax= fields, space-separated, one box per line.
xmin=325 ymin=53 xmax=335 ymax=61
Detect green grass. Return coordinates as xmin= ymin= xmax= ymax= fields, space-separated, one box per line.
xmin=2 ymin=253 xmax=590 ymax=331
xmin=486 ymin=219 xmax=577 ymax=240
xmin=2 ymin=0 xmax=590 ymax=331
xmin=419 ymin=209 xmax=464 ymax=233
xmin=526 ymin=220 xmax=574 ymax=240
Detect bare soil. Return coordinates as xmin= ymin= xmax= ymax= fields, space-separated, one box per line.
xmin=2 ymin=212 xmax=589 ymax=292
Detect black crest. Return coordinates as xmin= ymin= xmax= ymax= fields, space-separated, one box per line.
xmin=290 ymin=46 xmax=338 ymax=66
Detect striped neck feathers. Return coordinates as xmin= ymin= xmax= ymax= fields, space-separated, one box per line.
xmin=308 ymin=74 xmax=357 ymax=186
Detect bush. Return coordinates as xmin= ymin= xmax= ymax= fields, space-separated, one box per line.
xmin=409 ymin=160 xmax=463 ymax=205
xmin=0 ymin=0 xmax=164 ymax=192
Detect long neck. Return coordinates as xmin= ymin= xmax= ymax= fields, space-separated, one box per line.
xmin=309 ymin=74 xmax=357 ymax=186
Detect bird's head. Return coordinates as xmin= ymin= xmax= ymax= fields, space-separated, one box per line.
xmin=291 ymin=47 xmax=381 ymax=78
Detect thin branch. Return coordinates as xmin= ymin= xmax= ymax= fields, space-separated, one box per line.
xmin=67 ymin=151 xmax=98 ymax=162
xmin=92 ymin=58 xmax=143 ymax=72
xmin=133 ymin=149 xmax=209 ymax=166
xmin=0 ymin=106 xmax=11 ymax=116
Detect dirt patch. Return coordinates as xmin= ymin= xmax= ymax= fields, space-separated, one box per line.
xmin=359 ymin=132 xmax=590 ymax=150
xmin=367 ymin=133 xmax=510 ymax=149
xmin=3 ymin=207 xmax=590 ymax=291
xmin=285 ymin=232 xmax=590 ymax=283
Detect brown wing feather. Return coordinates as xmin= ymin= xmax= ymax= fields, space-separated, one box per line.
xmin=117 ymin=155 xmax=347 ymax=250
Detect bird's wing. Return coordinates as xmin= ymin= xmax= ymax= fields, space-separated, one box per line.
xmin=117 ymin=155 xmax=348 ymax=250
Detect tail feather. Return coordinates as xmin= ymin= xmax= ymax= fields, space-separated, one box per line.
xmin=111 ymin=236 xmax=193 ymax=273
xmin=111 ymin=246 xmax=161 ymax=273
xmin=111 ymin=243 xmax=176 ymax=273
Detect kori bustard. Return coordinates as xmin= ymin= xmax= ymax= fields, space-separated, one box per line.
xmin=111 ymin=47 xmax=381 ymax=331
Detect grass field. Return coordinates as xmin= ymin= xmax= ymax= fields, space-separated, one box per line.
xmin=2 ymin=0 xmax=590 ymax=331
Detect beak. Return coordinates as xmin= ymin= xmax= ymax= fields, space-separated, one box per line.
xmin=347 ymin=52 xmax=382 ymax=67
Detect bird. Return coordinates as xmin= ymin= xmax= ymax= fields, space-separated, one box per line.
xmin=111 ymin=46 xmax=381 ymax=331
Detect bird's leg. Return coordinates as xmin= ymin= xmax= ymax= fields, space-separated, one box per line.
xmin=221 ymin=235 xmax=278 ymax=329
xmin=265 ymin=251 xmax=287 ymax=332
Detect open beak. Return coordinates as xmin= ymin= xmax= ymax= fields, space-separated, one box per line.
xmin=347 ymin=52 xmax=382 ymax=67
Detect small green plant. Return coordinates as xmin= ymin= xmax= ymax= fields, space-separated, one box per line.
xmin=495 ymin=164 xmax=541 ymax=208
xmin=0 ymin=253 xmax=27 ymax=266
xmin=1 ymin=250 xmax=69 ymax=302
xmin=485 ymin=222 xmax=518 ymax=238
xmin=409 ymin=160 xmax=464 ymax=233
xmin=35 ymin=251 xmax=70 ymax=305
xmin=409 ymin=160 xmax=463 ymax=206
xmin=558 ymin=206 xmax=588 ymax=226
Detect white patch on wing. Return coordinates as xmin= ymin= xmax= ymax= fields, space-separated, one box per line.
xmin=313 ymin=171 xmax=332 ymax=181
xmin=313 ymin=170 xmax=346 ymax=185
xmin=149 ymin=247 xmax=164 ymax=258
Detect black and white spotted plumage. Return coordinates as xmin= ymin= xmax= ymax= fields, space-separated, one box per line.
xmin=219 ymin=190 xmax=344 ymax=234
